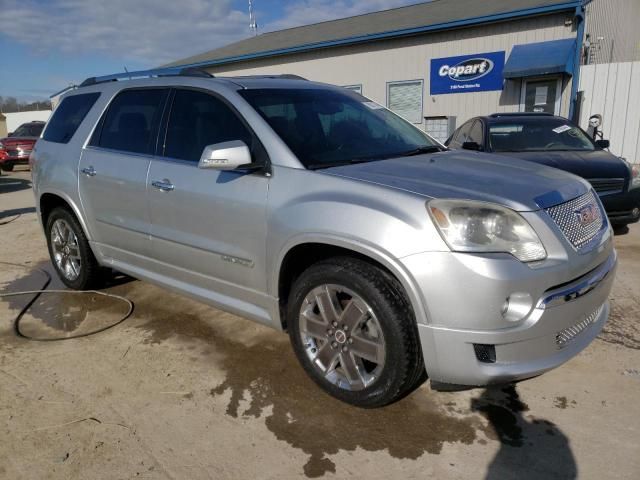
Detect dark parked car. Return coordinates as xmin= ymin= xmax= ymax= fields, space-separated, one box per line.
xmin=445 ymin=113 xmax=640 ymax=228
xmin=0 ymin=120 xmax=45 ymax=171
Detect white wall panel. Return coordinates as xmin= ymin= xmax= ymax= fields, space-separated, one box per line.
xmin=579 ymin=61 xmax=640 ymax=163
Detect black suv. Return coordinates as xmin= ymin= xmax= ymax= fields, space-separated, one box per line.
xmin=446 ymin=113 xmax=640 ymax=229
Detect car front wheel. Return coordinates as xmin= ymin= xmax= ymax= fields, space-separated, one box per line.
xmin=287 ymin=257 xmax=426 ymax=408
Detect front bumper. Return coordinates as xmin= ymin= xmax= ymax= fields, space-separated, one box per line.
xmin=601 ymin=188 xmax=640 ymax=225
xmin=403 ymin=248 xmax=617 ymax=386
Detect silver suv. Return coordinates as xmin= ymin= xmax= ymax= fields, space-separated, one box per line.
xmin=31 ymin=68 xmax=617 ymax=407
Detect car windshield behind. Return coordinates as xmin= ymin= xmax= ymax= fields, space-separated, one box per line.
xmin=12 ymin=123 xmax=44 ymax=137
xmin=489 ymin=118 xmax=595 ymax=152
xmin=239 ymin=88 xmax=440 ymax=169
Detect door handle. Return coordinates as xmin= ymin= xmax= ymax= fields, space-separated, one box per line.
xmin=81 ymin=166 xmax=96 ymax=177
xmin=151 ymin=179 xmax=175 ymax=192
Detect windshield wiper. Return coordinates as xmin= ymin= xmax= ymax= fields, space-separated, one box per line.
xmin=306 ymin=159 xmax=374 ymax=170
xmin=397 ymin=145 xmax=446 ymax=156
xmin=306 ymin=146 xmax=445 ymax=170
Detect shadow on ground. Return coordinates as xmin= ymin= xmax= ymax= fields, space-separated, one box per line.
xmin=0 ymin=207 xmax=36 ymax=221
xmin=472 ymin=386 xmax=577 ymax=479
xmin=132 ymin=303 xmax=577 ymax=478
xmin=0 ymin=175 xmax=31 ymax=194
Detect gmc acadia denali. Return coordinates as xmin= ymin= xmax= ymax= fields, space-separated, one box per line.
xmin=30 ymin=68 xmax=617 ymax=407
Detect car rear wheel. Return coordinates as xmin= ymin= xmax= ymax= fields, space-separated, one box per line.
xmin=45 ymin=207 xmax=102 ymax=290
xmin=1 ymin=163 xmax=14 ymax=172
xmin=287 ymin=257 xmax=426 ymax=408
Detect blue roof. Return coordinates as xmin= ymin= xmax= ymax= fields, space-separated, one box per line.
xmin=503 ymin=38 xmax=577 ymax=78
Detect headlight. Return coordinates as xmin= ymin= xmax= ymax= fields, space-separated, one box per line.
xmin=632 ymin=165 xmax=639 ymax=186
xmin=428 ymin=199 xmax=547 ymax=262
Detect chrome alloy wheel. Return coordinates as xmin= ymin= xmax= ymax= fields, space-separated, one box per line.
xmin=50 ymin=219 xmax=82 ymax=281
xmin=299 ymin=284 xmax=386 ymax=391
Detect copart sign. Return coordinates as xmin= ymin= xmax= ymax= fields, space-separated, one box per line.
xmin=430 ymin=51 xmax=505 ymax=95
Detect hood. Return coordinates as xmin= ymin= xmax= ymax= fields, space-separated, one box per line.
xmin=492 ymin=149 xmax=630 ymax=180
xmin=322 ymin=150 xmax=589 ymax=211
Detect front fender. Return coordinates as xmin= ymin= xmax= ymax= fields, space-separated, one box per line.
xmin=271 ymin=232 xmax=434 ymax=327
xmin=266 ymin=167 xmax=449 ymax=326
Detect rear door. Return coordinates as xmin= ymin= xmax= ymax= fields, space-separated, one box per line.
xmin=79 ymin=88 xmax=169 ymax=260
xmin=146 ymin=88 xmax=270 ymax=297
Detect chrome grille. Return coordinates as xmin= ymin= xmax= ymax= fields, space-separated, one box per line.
xmin=588 ymin=178 xmax=625 ymax=196
xmin=556 ymin=305 xmax=603 ymax=349
xmin=545 ymin=191 xmax=605 ymax=250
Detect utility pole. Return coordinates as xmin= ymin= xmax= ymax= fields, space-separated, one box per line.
xmin=249 ymin=0 xmax=258 ymax=36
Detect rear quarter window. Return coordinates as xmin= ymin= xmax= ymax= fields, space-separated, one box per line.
xmin=43 ymin=92 xmax=100 ymax=144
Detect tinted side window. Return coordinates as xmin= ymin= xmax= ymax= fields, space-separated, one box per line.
xmin=468 ymin=121 xmax=484 ymax=145
xmin=164 ymin=89 xmax=253 ymax=162
xmin=450 ymin=121 xmax=473 ymax=147
xmin=13 ymin=123 xmax=44 ymax=137
xmin=95 ymin=89 xmax=168 ymax=155
xmin=43 ymin=93 xmax=100 ymax=144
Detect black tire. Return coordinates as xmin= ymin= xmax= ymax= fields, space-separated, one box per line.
xmin=613 ymin=224 xmax=630 ymax=236
xmin=45 ymin=207 xmax=103 ymax=290
xmin=287 ymin=256 xmax=426 ymax=408
xmin=1 ymin=163 xmax=14 ymax=172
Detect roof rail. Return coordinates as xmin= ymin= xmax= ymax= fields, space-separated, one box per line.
xmin=227 ymin=74 xmax=308 ymax=81
xmin=489 ymin=112 xmax=554 ymax=117
xmin=79 ymin=67 xmax=213 ymax=87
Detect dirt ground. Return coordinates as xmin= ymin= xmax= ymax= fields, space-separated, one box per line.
xmin=1 ymin=168 xmax=639 ymax=480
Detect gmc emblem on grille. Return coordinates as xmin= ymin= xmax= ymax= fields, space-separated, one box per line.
xmin=574 ymin=204 xmax=598 ymax=226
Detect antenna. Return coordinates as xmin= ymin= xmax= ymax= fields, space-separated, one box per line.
xmin=249 ymin=0 xmax=258 ymax=36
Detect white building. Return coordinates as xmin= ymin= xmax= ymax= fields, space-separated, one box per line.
xmin=3 ymin=110 xmax=52 ymax=134
xmin=166 ymin=0 xmax=639 ymax=159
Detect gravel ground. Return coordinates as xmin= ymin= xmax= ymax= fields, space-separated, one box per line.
xmin=1 ymin=168 xmax=639 ymax=479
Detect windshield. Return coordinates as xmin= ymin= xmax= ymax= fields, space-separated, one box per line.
xmin=12 ymin=123 xmax=44 ymax=137
xmin=489 ymin=118 xmax=596 ymax=152
xmin=239 ymin=88 xmax=440 ymax=169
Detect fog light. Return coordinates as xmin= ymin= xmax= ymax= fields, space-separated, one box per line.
xmin=501 ymin=292 xmax=533 ymax=322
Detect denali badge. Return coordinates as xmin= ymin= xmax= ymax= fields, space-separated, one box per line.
xmin=574 ymin=204 xmax=599 ymax=226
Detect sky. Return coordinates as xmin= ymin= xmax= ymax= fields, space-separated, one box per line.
xmin=0 ymin=0 xmax=423 ymax=102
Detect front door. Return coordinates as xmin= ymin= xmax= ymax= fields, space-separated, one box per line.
xmin=146 ymin=88 xmax=269 ymax=298
xmin=79 ymin=88 xmax=169 ymax=259
xmin=522 ymin=78 xmax=560 ymax=114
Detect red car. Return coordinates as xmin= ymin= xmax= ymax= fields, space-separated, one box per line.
xmin=0 ymin=121 xmax=45 ymax=171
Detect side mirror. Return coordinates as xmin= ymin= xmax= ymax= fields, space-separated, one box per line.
xmin=595 ymin=139 xmax=610 ymax=149
xmin=198 ymin=140 xmax=253 ymax=171
xmin=7 ymin=132 xmax=13 ymax=137
xmin=462 ymin=141 xmax=482 ymax=151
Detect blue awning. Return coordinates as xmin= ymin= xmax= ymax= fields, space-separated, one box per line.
xmin=503 ymin=38 xmax=576 ymax=79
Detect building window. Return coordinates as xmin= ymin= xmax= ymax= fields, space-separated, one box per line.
xmin=342 ymin=84 xmax=362 ymax=94
xmin=424 ymin=116 xmax=456 ymax=144
xmin=387 ymin=80 xmax=423 ymax=124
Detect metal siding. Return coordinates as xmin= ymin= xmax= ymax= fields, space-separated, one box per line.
xmin=166 ymin=0 xmax=579 ymax=68
xmin=584 ymin=0 xmax=640 ymax=64
xmin=579 ymin=61 xmax=640 ymax=163
xmin=210 ymin=13 xmax=575 ymax=127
